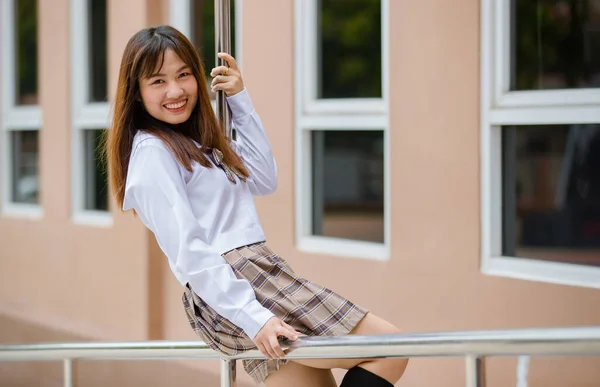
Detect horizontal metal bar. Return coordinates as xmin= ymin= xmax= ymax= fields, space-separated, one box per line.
xmin=0 ymin=341 xmax=213 ymax=352
xmin=1 ymin=326 xmax=599 ymax=362
xmin=0 ymin=348 xmax=221 ymax=362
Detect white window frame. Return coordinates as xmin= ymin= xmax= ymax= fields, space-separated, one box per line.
xmin=480 ymin=0 xmax=600 ymax=289
xmin=0 ymin=0 xmax=43 ymax=219
xmin=294 ymin=0 xmax=390 ymax=260
xmin=70 ymin=0 xmax=112 ymax=227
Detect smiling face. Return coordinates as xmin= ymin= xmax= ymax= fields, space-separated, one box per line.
xmin=139 ymin=48 xmax=198 ymax=125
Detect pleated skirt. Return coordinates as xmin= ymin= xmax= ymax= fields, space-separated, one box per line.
xmin=181 ymin=242 xmax=368 ymax=384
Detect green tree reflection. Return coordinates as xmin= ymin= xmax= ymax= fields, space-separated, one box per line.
xmin=319 ymin=0 xmax=381 ymax=98
xmin=16 ymin=0 xmax=38 ymax=105
xmin=513 ymin=0 xmax=599 ymax=90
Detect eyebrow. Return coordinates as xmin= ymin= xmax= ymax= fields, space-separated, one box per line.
xmin=148 ymin=65 xmax=190 ymax=78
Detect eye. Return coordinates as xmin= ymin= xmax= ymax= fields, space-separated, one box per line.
xmin=179 ymin=72 xmax=191 ymax=78
xmin=151 ymin=79 xmax=164 ymax=85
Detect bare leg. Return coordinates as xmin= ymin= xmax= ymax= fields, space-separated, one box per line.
xmin=291 ymin=312 xmax=409 ymax=384
xmin=264 ymin=361 xmax=337 ymax=387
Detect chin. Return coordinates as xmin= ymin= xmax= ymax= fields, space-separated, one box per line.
xmin=164 ymin=116 xmax=191 ymax=125
xmin=159 ymin=110 xmax=194 ymax=125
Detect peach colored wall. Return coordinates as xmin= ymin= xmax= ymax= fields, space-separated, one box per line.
xmin=0 ymin=0 xmax=152 ymax=340
xmin=1 ymin=0 xmax=599 ymax=386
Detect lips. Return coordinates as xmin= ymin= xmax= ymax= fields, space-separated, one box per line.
xmin=164 ymin=99 xmax=188 ymax=112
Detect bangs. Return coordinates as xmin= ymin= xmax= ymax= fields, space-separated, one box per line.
xmin=136 ymin=34 xmax=191 ymax=80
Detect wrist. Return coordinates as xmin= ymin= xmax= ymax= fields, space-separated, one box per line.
xmin=234 ymin=300 xmax=275 ymax=340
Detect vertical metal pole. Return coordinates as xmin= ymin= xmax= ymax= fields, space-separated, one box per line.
xmin=465 ymin=356 xmax=485 ymax=387
xmin=63 ymin=359 xmax=73 ymax=387
xmin=215 ymin=0 xmax=232 ymax=139
xmin=220 ymin=358 xmax=236 ymax=387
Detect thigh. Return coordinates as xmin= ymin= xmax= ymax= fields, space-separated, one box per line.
xmin=264 ymin=361 xmax=337 ymax=387
xmin=291 ymin=312 xmax=401 ymax=370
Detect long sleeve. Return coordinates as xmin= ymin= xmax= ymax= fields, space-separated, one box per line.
xmin=227 ymin=89 xmax=278 ymax=196
xmin=122 ymin=142 xmax=274 ymax=339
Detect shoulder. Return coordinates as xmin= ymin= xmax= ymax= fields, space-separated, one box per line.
xmin=128 ymin=131 xmax=182 ymax=172
xmin=132 ymin=130 xmax=170 ymax=153
xmin=130 ymin=130 xmax=180 ymax=162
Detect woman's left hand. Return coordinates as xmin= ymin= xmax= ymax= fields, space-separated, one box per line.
xmin=210 ymin=53 xmax=245 ymax=97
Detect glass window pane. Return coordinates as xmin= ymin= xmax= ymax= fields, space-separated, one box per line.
xmin=318 ymin=0 xmax=382 ymax=99
xmin=15 ymin=0 xmax=38 ymax=105
xmin=10 ymin=131 xmax=39 ymax=204
xmin=190 ymin=0 xmax=236 ymax=99
xmin=83 ymin=129 xmax=108 ymax=211
xmin=511 ymin=0 xmax=600 ymax=90
xmin=502 ymin=124 xmax=600 ymax=266
xmin=88 ymin=0 xmax=108 ymax=102
xmin=312 ymin=130 xmax=384 ymax=243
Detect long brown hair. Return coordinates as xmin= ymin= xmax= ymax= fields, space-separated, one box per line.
xmin=104 ymin=25 xmax=249 ymax=210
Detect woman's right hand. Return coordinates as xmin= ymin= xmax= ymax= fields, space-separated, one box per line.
xmin=253 ymin=317 xmax=300 ymax=359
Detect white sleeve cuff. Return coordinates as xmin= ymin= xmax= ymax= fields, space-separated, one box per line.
xmin=226 ymin=88 xmax=254 ymax=119
xmin=233 ymin=299 xmax=275 ymax=340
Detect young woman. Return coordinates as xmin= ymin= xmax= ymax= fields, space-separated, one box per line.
xmin=106 ymin=25 xmax=408 ymax=387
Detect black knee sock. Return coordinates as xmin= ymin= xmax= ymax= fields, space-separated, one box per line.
xmin=339 ymin=366 xmax=394 ymax=387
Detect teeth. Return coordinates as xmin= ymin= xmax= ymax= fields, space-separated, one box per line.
xmin=165 ymin=100 xmax=186 ymax=109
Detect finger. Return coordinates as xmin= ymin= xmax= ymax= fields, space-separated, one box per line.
xmin=210 ymin=75 xmax=232 ymax=86
xmin=217 ymin=52 xmax=239 ymax=70
xmin=281 ymin=322 xmax=301 ymax=340
xmin=277 ymin=325 xmax=298 ymax=342
xmin=211 ymin=81 xmax=223 ymax=90
xmin=268 ymin=334 xmax=285 ymax=358
xmin=257 ymin=341 xmax=272 ymax=360
xmin=210 ymin=66 xmax=233 ymax=78
xmin=256 ymin=342 xmax=271 ymax=360
xmin=211 ymin=82 xmax=232 ymax=94
xmin=262 ymin=340 xmax=278 ymax=360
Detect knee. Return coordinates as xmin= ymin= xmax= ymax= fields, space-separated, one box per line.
xmin=384 ymin=357 xmax=409 ymax=382
xmin=393 ymin=357 xmax=409 ymax=379
xmin=379 ymin=326 xmax=409 ymax=381
xmin=361 ymin=357 xmax=408 ymax=384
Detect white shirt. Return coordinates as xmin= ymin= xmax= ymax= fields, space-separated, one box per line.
xmin=123 ymin=89 xmax=276 ymax=340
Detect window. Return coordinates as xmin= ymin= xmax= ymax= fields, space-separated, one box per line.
xmin=481 ymin=0 xmax=600 ymax=288
xmin=1 ymin=0 xmax=42 ymax=217
xmin=83 ymin=129 xmax=108 ymax=212
xmin=312 ymin=131 xmax=384 ymax=243
xmin=10 ymin=130 xmax=39 ymax=204
xmin=70 ymin=0 xmax=110 ymax=225
xmin=295 ymin=0 xmax=389 ymax=260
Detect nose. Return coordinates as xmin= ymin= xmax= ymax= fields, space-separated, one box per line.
xmin=166 ymin=81 xmax=184 ymax=100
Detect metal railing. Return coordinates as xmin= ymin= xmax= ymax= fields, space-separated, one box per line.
xmin=1 ymin=326 xmax=600 ymax=387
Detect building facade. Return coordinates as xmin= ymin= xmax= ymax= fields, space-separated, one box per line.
xmin=1 ymin=0 xmax=599 ymax=386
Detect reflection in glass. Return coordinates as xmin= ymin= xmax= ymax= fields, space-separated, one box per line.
xmin=318 ymin=0 xmax=381 ymax=99
xmin=312 ymin=131 xmax=384 ymax=243
xmin=88 ymin=0 xmax=108 ymax=102
xmin=84 ymin=130 xmax=109 ymax=211
xmin=15 ymin=0 xmax=38 ymax=105
xmin=11 ymin=131 xmax=39 ymax=204
xmin=502 ymin=124 xmax=600 ymax=266
xmin=511 ymin=0 xmax=600 ymax=90
xmin=190 ymin=0 xmax=236 ymax=99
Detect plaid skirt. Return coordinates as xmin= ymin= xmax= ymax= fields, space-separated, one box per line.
xmin=182 ymin=242 xmax=368 ymax=385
